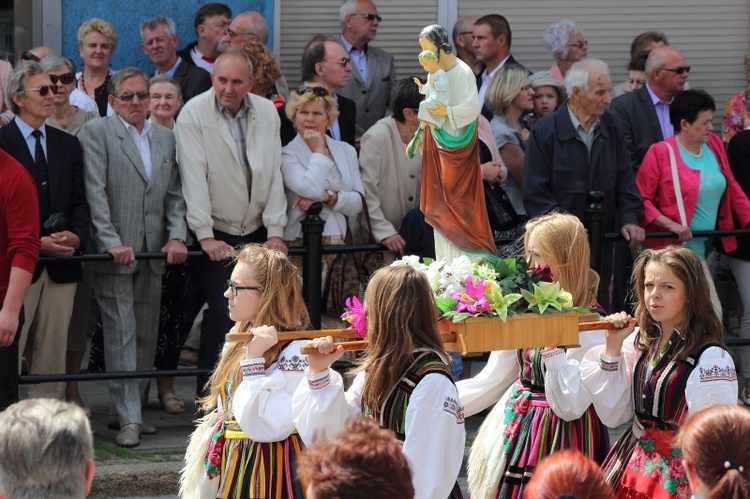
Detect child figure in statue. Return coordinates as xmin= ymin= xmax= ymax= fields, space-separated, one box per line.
xmin=414 ymin=50 xmax=450 ymax=129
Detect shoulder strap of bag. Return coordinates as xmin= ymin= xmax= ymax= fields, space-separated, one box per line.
xmin=665 ymin=142 xmax=688 ymax=226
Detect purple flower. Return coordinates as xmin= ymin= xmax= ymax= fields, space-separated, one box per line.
xmin=529 ymin=264 xmax=555 ymax=282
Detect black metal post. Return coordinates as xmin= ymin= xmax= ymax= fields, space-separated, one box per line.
xmin=585 ymin=191 xmax=606 ymax=280
xmin=301 ymin=203 xmax=325 ymax=329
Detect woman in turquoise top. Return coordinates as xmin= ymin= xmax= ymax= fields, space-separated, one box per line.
xmin=635 ymin=89 xmax=750 ymax=261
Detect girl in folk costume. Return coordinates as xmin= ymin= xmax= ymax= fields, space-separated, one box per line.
xmin=180 ymin=244 xmax=310 ymax=499
xmin=462 ymin=213 xmax=609 ymax=499
xmin=580 ymin=246 xmax=738 ymax=498
xmin=292 ymin=265 xmax=466 ymax=499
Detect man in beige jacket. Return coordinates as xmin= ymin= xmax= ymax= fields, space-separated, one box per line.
xmin=176 ymin=50 xmax=286 ymax=396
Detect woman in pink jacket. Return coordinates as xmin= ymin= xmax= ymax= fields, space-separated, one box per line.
xmin=636 ymin=89 xmax=750 ymax=260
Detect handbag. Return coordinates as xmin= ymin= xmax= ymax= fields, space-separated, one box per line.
xmin=323 ymin=192 xmax=385 ymax=316
xmin=483 ymin=181 xmax=521 ymax=232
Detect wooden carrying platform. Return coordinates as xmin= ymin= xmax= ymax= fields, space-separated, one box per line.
xmin=226 ymin=313 xmax=603 ymax=355
xmin=438 ymin=312 xmax=595 ymax=354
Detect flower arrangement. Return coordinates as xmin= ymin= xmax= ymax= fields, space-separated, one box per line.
xmin=341 ymin=255 xmax=588 ymax=333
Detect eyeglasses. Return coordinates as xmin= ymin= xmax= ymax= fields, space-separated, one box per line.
xmin=568 ymin=40 xmax=588 ymax=49
xmin=349 ymin=13 xmax=382 ymax=22
xmin=48 ymin=73 xmax=76 ymax=85
xmin=226 ymin=280 xmax=261 ymax=297
xmin=458 ymin=31 xmax=474 ymax=36
xmin=658 ymin=66 xmax=691 ymax=75
xmin=24 ymin=85 xmax=58 ymax=96
xmin=21 ymin=51 xmax=41 ymax=62
xmin=114 ymin=91 xmax=151 ymax=102
xmin=227 ymin=28 xmax=257 ymax=39
xmin=295 ymin=85 xmax=329 ymax=97
xmin=322 ymin=58 xmax=350 ymax=68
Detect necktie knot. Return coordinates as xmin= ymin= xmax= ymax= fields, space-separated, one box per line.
xmin=32 ymin=129 xmax=43 ymax=140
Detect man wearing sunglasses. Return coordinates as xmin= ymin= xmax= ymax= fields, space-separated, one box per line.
xmin=176 ymin=51 xmax=286 ymax=399
xmin=0 ymin=61 xmax=90 ymax=404
xmin=79 ymin=67 xmax=187 ymax=447
xmin=611 ymin=45 xmax=690 ymax=171
xmin=608 ymin=45 xmax=689 ymax=312
xmin=337 ymin=0 xmax=396 ymax=135
xmin=290 ymin=37 xmax=356 ymax=148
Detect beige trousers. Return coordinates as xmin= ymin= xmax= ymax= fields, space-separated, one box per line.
xmin=18 ymin=269 xmax=77 ymax=399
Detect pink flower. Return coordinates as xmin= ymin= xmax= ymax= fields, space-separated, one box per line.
xmin=512 ymin=395 xmax=531 ymax=415
xmin=341 ymin=296 xmax=366 ymax=339
xmin=207 ymin=434 xmax=224 ymax=467
xmin=504 ymin=418 xmax=521 ymax=439
xmin=668 ymin=458 xmax=686 ymax=479
xmin=629 ymin=448 xmax=646 ymax=469
xmin=451 ymin=276 xmax=491 ymax=314
xmin=676 ymin=481 xmax=690 ymax=498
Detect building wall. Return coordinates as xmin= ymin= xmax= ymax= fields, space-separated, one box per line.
xmin=279 ymin=0 xmax=750 ymax=126
xmin=61 ymin=0 xmax=273 ymax=73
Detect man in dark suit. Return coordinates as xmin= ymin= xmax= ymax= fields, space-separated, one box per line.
xmin=337 ymin=0 xmax=396 ymax=135
xmin=608 ymin=45 xmax=689 ymax=311
xmin=610 ymin=45 xmax=690 ymax=171
xmin=0 ymin=62 xmax=89 ymax=401
xmin=286 ymin=37 xmax=357 ymax=147
xmin=473 ymin=14 xmax=525 ymax=121
xmin=141 ymin=15 xmax=212 ymax=103
xmin=80 ymin=68 xmax=187 ymax=447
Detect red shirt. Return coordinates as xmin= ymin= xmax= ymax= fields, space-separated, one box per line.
xmin=0 ymin=148 xmax=40 ymax=302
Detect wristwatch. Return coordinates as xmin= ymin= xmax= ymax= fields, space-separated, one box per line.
xmin=326 ymin=189 xmax=335 ymax=204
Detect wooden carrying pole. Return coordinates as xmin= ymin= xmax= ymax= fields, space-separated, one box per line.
xmin=225 ymin=316 xmax=617 ymax=355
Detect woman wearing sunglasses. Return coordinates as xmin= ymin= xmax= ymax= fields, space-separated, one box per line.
xmin=281 ymin=83 xmax=364 ymax=312
xmin=41 ymin=55 xmax=97 ymax=136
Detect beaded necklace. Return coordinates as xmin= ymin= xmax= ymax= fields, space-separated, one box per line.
xmin=80 ymin=70 xmax=110 ymax=100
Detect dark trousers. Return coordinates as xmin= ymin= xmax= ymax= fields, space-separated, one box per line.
xmin=0 ymin=305 xmax=23 ymax=411
xmin=195 ymin=228 xmax=267 ymax=397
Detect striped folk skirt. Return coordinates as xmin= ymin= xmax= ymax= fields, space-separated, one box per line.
xmin=495 ymin=384 xmax=610 ymax=499
xmin=217 ymin=427 xmax=305 ymax=499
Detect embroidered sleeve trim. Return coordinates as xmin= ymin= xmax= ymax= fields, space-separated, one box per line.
xmin=699 ymin=364 xmax=737 ymax=383
xmin=442 ymin=396 xmax=465 ymax=424
xmin=599 ymin=356 xmax=620 ymax=372
xmin=240 ymin=358 xmax=265 ymax=378
xmin=306 ymin=369 xmax=331 ymax=390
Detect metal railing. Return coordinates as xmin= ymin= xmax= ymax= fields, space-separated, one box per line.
xmin=19 ymin=198 xmax=750 ymax=385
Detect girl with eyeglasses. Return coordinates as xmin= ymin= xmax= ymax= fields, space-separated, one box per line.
xmin=181 ymin=244 xmax=310 ymax=499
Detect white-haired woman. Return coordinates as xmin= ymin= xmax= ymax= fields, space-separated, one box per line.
xmin=543 ymin=20 xmax=588 ymax=83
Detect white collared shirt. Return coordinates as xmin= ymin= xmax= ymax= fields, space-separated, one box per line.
xmin=478 ymin=55 xmax=510 ymax=107
xmin=118 ymin=114 xmax=153 ymax=179
xmin=14 ymin=115 xmax=46 ymax=161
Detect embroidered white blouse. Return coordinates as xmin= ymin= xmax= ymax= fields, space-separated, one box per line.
xmin=457 ymin=329 xmax=606 ymax=419
xmin=579 ymin=330 xmax=738 ymax=428
xmin=291 ymin=349 xmax=466 ymax=499
xmin=230 ymin=340 xmax=309 ymax=442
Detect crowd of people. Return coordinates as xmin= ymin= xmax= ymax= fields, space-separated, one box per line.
xmin=1 ymin=0 xmax=750 ymax=498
